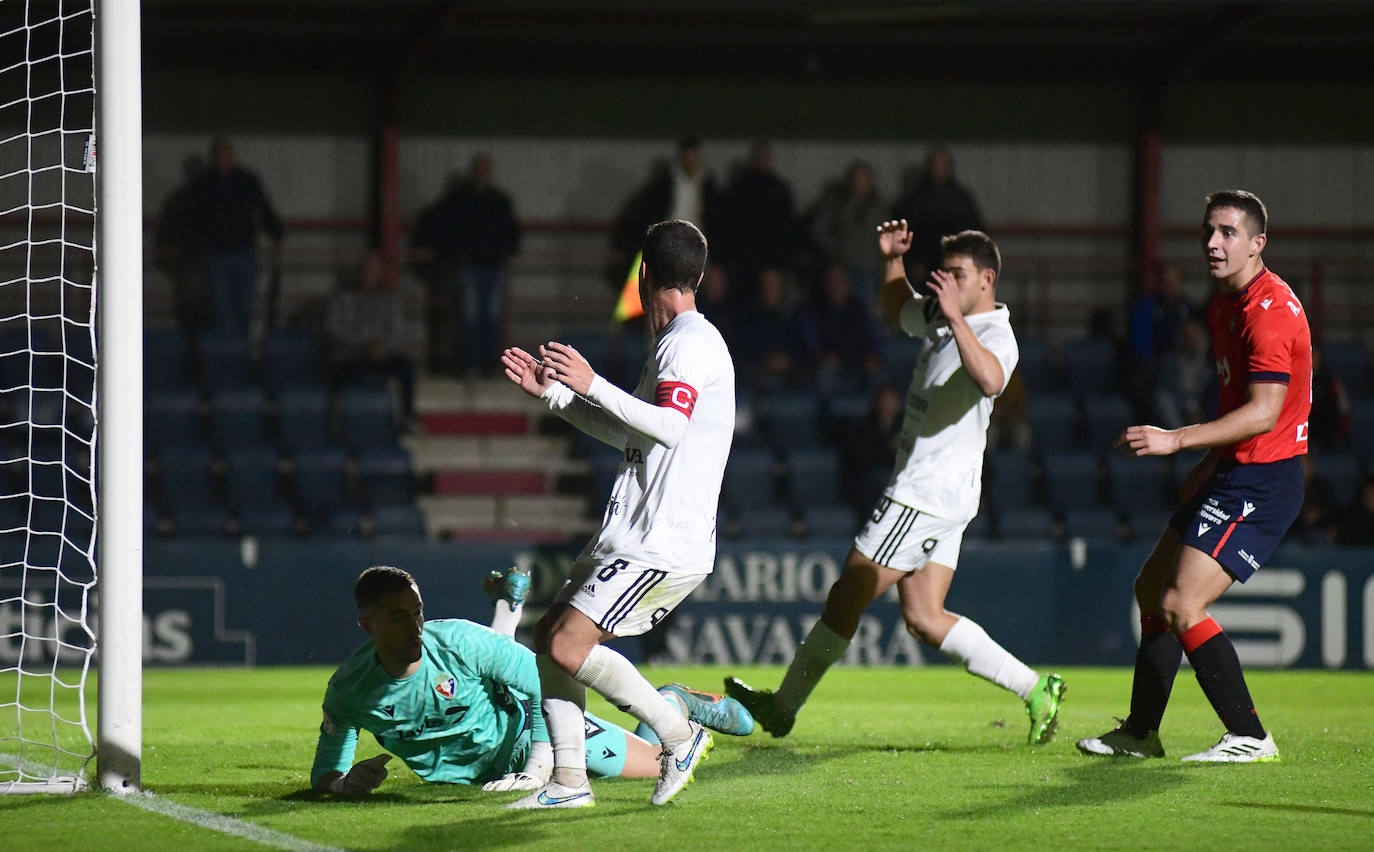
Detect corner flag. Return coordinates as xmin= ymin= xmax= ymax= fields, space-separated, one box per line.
xmin=613 ymin=251 xmax=643 ymax=322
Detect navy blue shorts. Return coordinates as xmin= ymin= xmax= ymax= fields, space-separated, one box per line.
xmin=1169 ymin=457 xmax=1304 ymax=582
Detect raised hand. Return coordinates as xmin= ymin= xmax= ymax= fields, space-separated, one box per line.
xmin=926 ymin=268 xmax=964 ymax=322
xmin=501 ymin=346 xmax=555 ymax=398
xmin=541 ymin=341 xmax=596 ymax=396
xmin=876 ymin=219 xmax=913 ymax=259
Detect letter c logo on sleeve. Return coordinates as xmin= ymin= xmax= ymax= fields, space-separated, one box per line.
xmin=655 ymin=381 xmax=698 ymax=418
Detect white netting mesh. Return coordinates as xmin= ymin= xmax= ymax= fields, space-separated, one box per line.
xmin=0 ymin=0 xmax=97 ymax=794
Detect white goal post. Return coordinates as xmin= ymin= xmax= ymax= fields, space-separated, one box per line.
xmin=0 ymin=0 xmax=141 ymax=794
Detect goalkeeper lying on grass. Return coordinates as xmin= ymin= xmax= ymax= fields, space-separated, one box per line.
xmin=311 ymin=565 xmax=753 ymax=796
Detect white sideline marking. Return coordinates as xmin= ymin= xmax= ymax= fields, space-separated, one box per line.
xmin=119 ymin=792 xmax=346 ymax=852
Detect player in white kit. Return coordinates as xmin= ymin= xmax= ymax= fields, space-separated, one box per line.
xmin=499 ymin=220 xmax=735 ymax=808
xmin=726 ymin=220 xmax=1066 ymax=745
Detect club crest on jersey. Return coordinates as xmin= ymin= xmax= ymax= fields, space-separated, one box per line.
xmin=434 ymin=675 xmax=457 ymax=699
xmin=655 ymin=381 xmax=698 ymax=417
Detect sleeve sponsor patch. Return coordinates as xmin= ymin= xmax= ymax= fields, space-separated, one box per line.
xmin=655 ymin=381 xmax=697 ymax=418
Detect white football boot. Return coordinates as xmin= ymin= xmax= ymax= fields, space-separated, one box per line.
xmin=651 ymin=721 xmax=713 ymax=805
xmin=1181 ymin=732 xmax=1280 ymax=763
xmin=505 ymin=780 xmax=595 ymax=809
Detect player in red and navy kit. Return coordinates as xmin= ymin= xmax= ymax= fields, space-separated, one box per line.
xmin=1079 ymin=190 xmax=1310 ymax=764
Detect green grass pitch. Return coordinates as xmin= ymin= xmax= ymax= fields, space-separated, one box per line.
xmin=2 ymin=665 xmax=1371 ymax=850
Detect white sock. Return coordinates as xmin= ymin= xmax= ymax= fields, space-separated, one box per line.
xmin=938 ymin=616 xmax=1039 ymax=700
xmin=574 ymin=645 xmax=692 ymax=748
xmin=537 ymin=654 xmax=588 ymax=787
xmin=776 ymin=619 xmax=850 ymax=716
xmin=490 ymin=600 xmax=522 ymax=638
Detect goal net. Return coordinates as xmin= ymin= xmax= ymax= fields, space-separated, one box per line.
xmin=0 ymin=0 xmax=135 ymax=795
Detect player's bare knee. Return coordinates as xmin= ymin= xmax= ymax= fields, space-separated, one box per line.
xmin=544 ymin=627 xmax=591 ymax=675
xmin=902 ymin=614 xmax=941 ymax=647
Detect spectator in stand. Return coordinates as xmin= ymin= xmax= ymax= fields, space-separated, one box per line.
xmin=189 ymin=136 xmax=284 ymax=337
xmin=721 ymin=141 xmax=797 ymax=306
xmin=1308 ymin=344 xmax=1351 ymax=450
xmin=154 ymin=154 xmax=210 ymax=339
xmin=811 ymin=160 xmax=887 ymax=304
xmin=889 ymin=146 xmax=984 ymax=280
xmin=695 ymin=263 xmax=740 ymax=353
xmin=799 ymin=264 xmax=883 ymax=392
xmin=1335 ymin=477 xmax=1374 ymax=547
xmin=1153 ymin=319 xmax=1213 ymax=429
xmin=733 ymin=267 xmax=804 ymax=391
xmin=1291 ymin=455 xmax=1339 ymax=546
xmin=326 ymin=250 xmax=418 ymax=427
xmin=839 ymin=382 xmax=903 ymax=516
xmin=610 ymin=138 xmax=722 ymax=288
xmin=415 ymin=154 xmax=521 ymax=376
xmin=1129 ymin=262 xmax=1197 ymax=366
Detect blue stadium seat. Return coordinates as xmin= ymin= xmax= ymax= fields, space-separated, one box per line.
xmin=275 ymin=386 xmax=333 ymax=452
xmin=1350 ymin=400 xmax=1374 ymax=466
xmin=964 ymin=510 xmax=993 ymax=541
xmin=197 ymin=333 xmax=256 ymax=392
xmin=1042 ymin=450 xmax=1103 ymax=511
xmin=292 ymin=445 xmax=352 ymax=523
xmin=1309 ymin=452 xmax=1362 ymax=507
xmin=996 ymin=506 xmax=1058 ymax=540
xmin=336 ymin=386 xmax=397 ymax=451
xmin=143 ymin=330 xmax=194 ymax=392
xmin=1083 ymin=394 xmax=1134 ymax=452
xmin=984 ymin=449 xmax=1037 ymax=513
xmin=735 ymin=505 xmax=797 ymax=538
xmin=560 ymin=331 xmax=611 ymax=378
xmin=721 ymin=447 xmax=782 ymax=510
xmin=1016 ymin=338 xmax=1056 ymax=392
xmin=146 ymin=389 xmax=204 ymax=450
xmin=262 ymin=330 xmax=323 ymax=391
xmin=1320 ymin=339 xmax=1369 ymax=393
xmin=209 ymin=387 xmax=270 ymax=451
xmin=371 ymin=503 xmax=426 ymax=538
xmin=1029 ymin=393 xmax=1081 ymax=452
xmin=157 ymin=444 xmax=218 ymax=507
xmin=1127 ymin=508 xmax=1176 ymax=542
xmin=803 ymin=504 xmax=859 ymax=538
xmin=236 ymin=499 xmax=297 ymax=536
xmin=326 ymin=504 xmax=365 ymax=537
xmin=357 ymin=445 xmax=415 ymax=505
xmin=1062 ymin=506 xmax=1122 ymax=541
xmin=167 ymin=502 xmax=230 ymax=537
xmin=223 ymin=445 xmax=282 ymax=511
xmin=823 ymin=390 xmax=870 ymax=431
xmin=1059 ymin=337 xmax=1118 ymax=397
xmin=764 ymin=390 xmax=823 ymax=450
xmin=785 ymin=447 xmax=844 ymax=508
xmin=1107 ymin=455 xmax=1175 ymax=512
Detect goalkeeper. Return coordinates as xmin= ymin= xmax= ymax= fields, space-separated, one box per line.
xmin=311 ymin=565 xmax=752 ymax=795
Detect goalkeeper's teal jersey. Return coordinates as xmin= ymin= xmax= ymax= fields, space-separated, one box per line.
xmin=311 ymin=619 xmax=546 ymax=788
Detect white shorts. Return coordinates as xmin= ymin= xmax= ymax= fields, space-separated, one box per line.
xmin=556 ymin=557 xmax=706 ymax=638
xmin=853 ymin=496 xmax=969 ymax=572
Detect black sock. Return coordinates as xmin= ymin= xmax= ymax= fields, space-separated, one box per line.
xmin=1182 ymin=619 xmax=1266 ymax=739
xmin=1125 ymin=615 xmax=1181 ymax=738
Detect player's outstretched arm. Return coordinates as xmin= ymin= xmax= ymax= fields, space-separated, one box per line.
xmin=542 ymin=340 xmax=691 ymax=448
xmin=316 ymin=753 xmax=392 ymax=796
xmin=877 ymin=219 xmax=918 ymax=326
xmin=1115 ymin=382 xmax=1286 ymax=458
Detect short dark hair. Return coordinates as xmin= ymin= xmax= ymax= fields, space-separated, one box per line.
xmin=1205 ymin=189 xmax=1267 ymax=236
xmin=941 ymin=229 xmax=1001 ymax=280
xmin=642 ymin=220 xmax=708 ymax=293
xmin=354 ymin=565 xmax=417 ymax=611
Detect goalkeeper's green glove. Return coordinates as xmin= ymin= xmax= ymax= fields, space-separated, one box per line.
xmin=481 ymin=739 xmax=551 ymax=792
xmin=328 ymin=753 xmax=392 ymax=796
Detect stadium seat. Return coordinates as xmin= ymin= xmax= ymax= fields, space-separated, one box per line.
xmin=823 ymin=390 xmax=870 ymax=433
xmin=167 ymin=502 xmax=231 ymax=537
xmin=1028 ymin=393 xmax=1081 ymax=452
xmin=326 ymin=504 xmax=365 ymax=537
xmin=1309 ymin=452 xmax=1362 ymax=507
xmin=721 ymin=447 xmax=782 ymax=510
xmin=197 ymin=333 xmax=256 ymax=392
xmin=1016 ymin=338 xmax=1056 ymax=392
xmin=964 ymin=510 xmax=993 ymax=541
xmin=984 ymin=449 xmax=1038 ymax=513
xmin=1042 ymin=450 xmax=1104 ymax=511
xmin=146 ymin=388 xmax=205 ymax=450
xmin=236 ymin=499 xmax=297 ymax=536
xmin=784 ymin=447 xmax=844 ymax=508
xmin=208 ymin=387 xmax=270 ymax=451
xmin=763 ymin=390 xmax=823 ymax=450
xmin=371 ymin=503 xmax=426 ymax=538
xmin=882 ymin=336 xmax=923 ymax=386
xmin=357 ymin=445 xmax=416 ymax=505
xmin=275 ymin=386 xmax=333 ymax=452
xmin=1350 ymin=401 xmax=1374 ymax=466
xmin=1127 ymin=508 xmax=1176 ymax=542
xmin=223 ymin=445 xmax=282 ymax=511
xmin=262 ymin=330 xmax=323 ymax=391
xmin=735 ymin=505 xmax=797 ymax=538
xmin=157 ymin=443 xmax=218 ymax=508
xmin=1059 ymin=337 xmax=1118 ymax=397
xmin=143 ymin=330 xmax=194 ymax=392
xmin=803 ymin=504 xmax=859 ymax=538
xmin=1320 ymin=339 xmax=1369 ymax=393
xmin=995 ymin=506 xmax=1058 ymax=540
xmin=1083 ymin=394 xmax=1134 ymax=452
xmin=1062 ymin=506 xmax=1123 ymax=541
xmin=336 ymin=386 xmax=397 ymax=451
xmin=292 ymin=445 xmax=352 ymax=523
xmin=1107 ymin=455 xmax=1175 ymax=512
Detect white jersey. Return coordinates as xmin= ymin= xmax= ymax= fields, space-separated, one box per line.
xmin=544 ymin=310 xmax=734 ymax=575
xmin=885 ymin=298 xmax=1018 ymax=522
